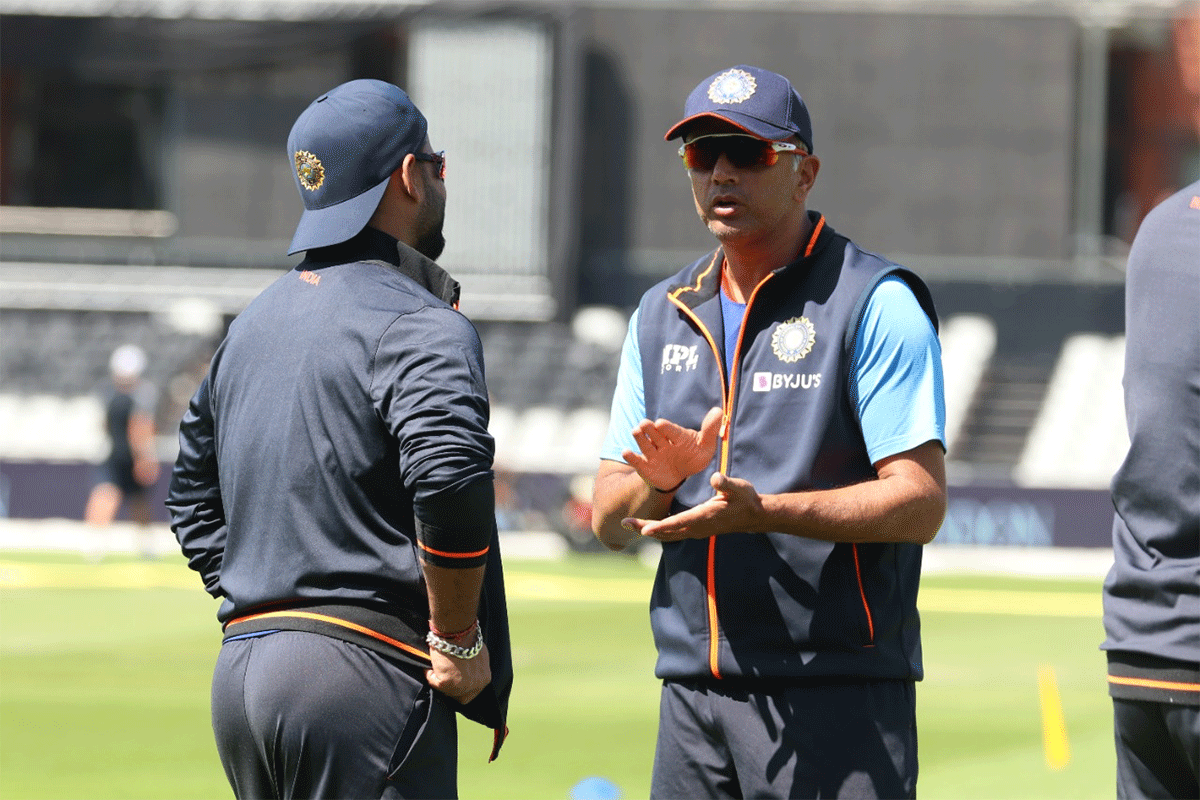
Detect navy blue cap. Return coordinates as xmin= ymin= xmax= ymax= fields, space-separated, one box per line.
xmin=665 ymin=65 xmax=813 ymax=152
xmin=287 ymin=79 xmax=428 ymax=255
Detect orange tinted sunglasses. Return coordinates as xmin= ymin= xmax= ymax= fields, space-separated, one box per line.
xmin=679 ymin=134 xmax=802 ymax=171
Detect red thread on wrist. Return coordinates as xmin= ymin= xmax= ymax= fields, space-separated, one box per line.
xmin=430 ymin=619 xmax=478 ymax=642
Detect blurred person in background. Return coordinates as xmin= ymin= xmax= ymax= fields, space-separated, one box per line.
xmin=167 ymin=79 xmax=511 ymax=798
xmin=84 ymin=343 xmax=160 ymax=554
xmin=1101 ymin=179 xmax=1199 ymax=800
xmin=592 ymin=65 xmax=946 ymax=799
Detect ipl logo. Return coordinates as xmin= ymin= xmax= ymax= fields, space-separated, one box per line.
xmin=661 ymin=344 xmax=699 ymax=373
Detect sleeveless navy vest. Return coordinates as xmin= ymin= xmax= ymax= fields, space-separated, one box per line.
xmin=636 ymin=212 xmax=938 ymax=682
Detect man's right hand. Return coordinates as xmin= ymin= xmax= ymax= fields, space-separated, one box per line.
xmin=622 ymin=406 xmax=723 ymax=492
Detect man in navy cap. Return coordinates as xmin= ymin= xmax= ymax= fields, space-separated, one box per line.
xmin=168 ymin=79 xmax=512 ymax=798
xmin=593 ymin=65 xmax=947 ymax=798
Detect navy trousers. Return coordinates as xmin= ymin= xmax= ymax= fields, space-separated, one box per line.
xmin=211 ymin=631 xmax=458 ymax=799
xmin=651 ymin=678 xmax=917 ymax=799
xmin=1113 ymin=697 xmax=1200 ymax=800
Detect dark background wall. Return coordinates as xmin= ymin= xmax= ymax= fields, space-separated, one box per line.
xmin=574 ymin=9 xmax=1078 ymax=307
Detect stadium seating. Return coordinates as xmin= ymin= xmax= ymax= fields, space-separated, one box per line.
xmin=0 ymin=301 xmax=1129 ymax=492
xmin=1014 ymin=333 xmax=1127 ymax=488
xmin=938 ymin=314 xmax=997 ymax=456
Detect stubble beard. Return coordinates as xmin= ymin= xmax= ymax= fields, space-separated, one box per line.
xmin=414 ymin=198 xmax=446 ymax=261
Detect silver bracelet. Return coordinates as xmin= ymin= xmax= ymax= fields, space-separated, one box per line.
xmin=426 ymin=625 xmax=484 ymax=660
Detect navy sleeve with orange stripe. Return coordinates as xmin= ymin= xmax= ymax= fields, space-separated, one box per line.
xmin=414 ymin=478 xmax=494 ymax=568
xmin=371 ymin=303 xmax=497 ymax=569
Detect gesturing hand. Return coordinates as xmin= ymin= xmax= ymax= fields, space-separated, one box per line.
xmin=622 ymin=406 xmax=723 ymax=493
xmin=624 ymin=471 xmax=765 ymax=542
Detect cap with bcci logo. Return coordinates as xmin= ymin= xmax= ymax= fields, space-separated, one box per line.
xmin=665 ymin=65 xmax=813 ymax=152
xmin=287 ymin=79 xmax=428 ymax=255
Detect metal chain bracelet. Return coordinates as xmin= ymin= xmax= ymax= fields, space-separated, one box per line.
xmin=426 ymin=624 xmax=484 ymax=660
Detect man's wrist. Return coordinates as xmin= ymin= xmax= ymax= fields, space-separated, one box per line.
xmin=650 ymin=476 xmax=686 ymax=494
xmin=430 ymin=619 xmax=479 ymax=643
xmin=427 ymin=619 xmax=484 ymax=659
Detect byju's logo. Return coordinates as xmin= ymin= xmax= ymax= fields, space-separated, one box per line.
xmin=661 ymin=344 xmax=699 ymax=373
xmin=752 ymin=372 xmax=822 ymax=392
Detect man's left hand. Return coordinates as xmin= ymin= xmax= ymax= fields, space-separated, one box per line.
xmin=623 ymin=472 xmax=763 ymax=542
xmin=427 ymin=643 xmax=491 ymax=705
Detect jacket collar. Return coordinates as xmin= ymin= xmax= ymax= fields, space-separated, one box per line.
xmin=300 ymin=227 xmax=461 ymax=308
xmin=669 ymin=211 xmax=829 ymax=311
xmin=390 ymin=241 xmax=461 ymax=308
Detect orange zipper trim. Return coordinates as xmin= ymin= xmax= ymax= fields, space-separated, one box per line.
xmin=804 ymin=215 xmax=826 ymax=257
xmin=851 ymin=544 xmax=876 ymax=644
xmin=663 ymin=217 xmax=826 ymax=679
xmin=667 ymin=252 xmax=728 ymax=679
xmin=665 ymin=255 xmax=776 ymax=679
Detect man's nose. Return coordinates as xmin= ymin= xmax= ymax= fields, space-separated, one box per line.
xmin=711 ymin=152 xmax=738 ymax=182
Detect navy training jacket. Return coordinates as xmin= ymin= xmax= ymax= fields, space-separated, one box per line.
xmin=167 ymin=230 xmax=512 ymax=757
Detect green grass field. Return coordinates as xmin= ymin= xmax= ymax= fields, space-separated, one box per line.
xmin=0 ymin=550 xmax=1113 ymax=799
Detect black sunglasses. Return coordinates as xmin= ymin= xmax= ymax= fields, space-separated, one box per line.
xmin=413 ymin=150 xmax=446 ymax=180
xmin=679 ymin=134 xmax=803 ymax=172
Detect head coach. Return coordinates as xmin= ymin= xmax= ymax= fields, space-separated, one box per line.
xmin=592 ymin=65 xmax=948 ymax=798
xmin=167 ymin=79 xmax=512 ymax=799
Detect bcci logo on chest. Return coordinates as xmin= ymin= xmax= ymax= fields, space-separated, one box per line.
xmin=771 ymin=317 xmax=816 ymax=363
xmin=661 ymin=344 xmax=699 ymax=373
xmin=753 ymin=316 xmax=821 ymax=392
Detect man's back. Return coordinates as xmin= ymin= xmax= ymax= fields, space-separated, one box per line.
xmin=201 ymin=250 xmax=493 ymax=624
xmin=1103 ymin=179 xmax=1200 ymax=666
xmin=168 ymin=78 xmax=510 ymax=798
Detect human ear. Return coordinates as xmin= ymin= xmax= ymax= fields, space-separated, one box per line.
xmin=398 ymin=153 xmax=423 ymax=204
xmin=795 ymin=154 xmax=820 ymax=202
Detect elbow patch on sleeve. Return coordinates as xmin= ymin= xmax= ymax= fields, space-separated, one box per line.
xmin=414 ymin=478 xmax=494 ymax=568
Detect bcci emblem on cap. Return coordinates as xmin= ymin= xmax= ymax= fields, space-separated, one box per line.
xmin=707 ymin=68 xmax=757 ymax=105
xmin=295 ymin=150 xmax=324 ymax=191
xmin=771 ymin=317 xmax=816 ymax=363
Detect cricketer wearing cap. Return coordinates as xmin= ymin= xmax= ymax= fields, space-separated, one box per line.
xmin=168 ymin=79 xmax=512 ymax=798
xmin=593 ymin=66 xmax=947 ymax=798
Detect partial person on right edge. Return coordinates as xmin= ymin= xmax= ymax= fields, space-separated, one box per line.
xmin=1101 ymin=179 xmax=1200 ymax=800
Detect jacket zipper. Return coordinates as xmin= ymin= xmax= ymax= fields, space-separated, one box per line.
xmin=662 ymin=216 xmax=839 ymax=678
xmin=668 ymin=265 xmax=776 ymax=680
xmin=666 ymin=286 xmax=727 ymax=679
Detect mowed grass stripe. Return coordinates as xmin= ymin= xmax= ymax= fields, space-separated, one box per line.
xmin=920 ymin=587 xmax=1101 ymax=618
xmin=2 ymin=559 xmax=1100 ymax=616
xmin=0 ymin=559 xmax=198 ymax=590
xmin=0 ymin=560 xmax=652 ymax=602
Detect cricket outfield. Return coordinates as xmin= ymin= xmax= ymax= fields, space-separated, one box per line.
xmin=1 ymin=543 xmax=1112 ymax=799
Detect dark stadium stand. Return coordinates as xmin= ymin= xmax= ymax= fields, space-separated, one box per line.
xmin=0 ymin=293 xmax=1120 ymax=473
xmin=0 ymin=295 xmax=1130 ymax=549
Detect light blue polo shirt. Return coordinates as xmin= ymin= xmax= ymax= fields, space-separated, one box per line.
xmin=601 ymin=275 xmax=945 ymax=466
